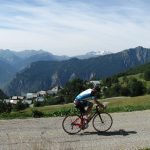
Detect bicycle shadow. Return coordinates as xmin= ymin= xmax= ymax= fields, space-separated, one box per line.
xmin=80 ymin=129 xmax=137 ymax=136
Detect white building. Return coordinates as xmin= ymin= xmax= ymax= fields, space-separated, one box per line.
xmin=18 ymin=96 xmax=24 ymax=100
xmin=10 ymin=99 xmax=19 ymax=105
xmin=26 ymin=93 xmax=38 ymax=99
xmin=11 ymin=96 xmax=24 ymax=100
xmin=89 ymin=80 xmax=101 ymax=86
xmin=22 ymin=99 xmax=32 ymax=105
xmin=47 ymin=85 xmax=62 ymax=95
xmin=35 ymin=97 xmax=45 ymax=102
xmin=12 ymin=96 xmax=18 ymax=100
xmin=4 ymin=99 xmax=11 ymax=103
xmin=37 ymin=91 xmax=47 ymax=96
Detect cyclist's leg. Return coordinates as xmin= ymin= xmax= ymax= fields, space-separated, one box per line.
xmin=74 ymin=100 xmax=90 ymax=129
xmin=86 ymin=102 xmax=93 ymax=114
xmin=82 ymin=101 xmax=93 ymax=121
xmin=74 ymin=100 xmax=86 ymax=115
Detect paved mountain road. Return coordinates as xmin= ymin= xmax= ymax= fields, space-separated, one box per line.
xmin=0 ymin=110 xmax=150 ymax=150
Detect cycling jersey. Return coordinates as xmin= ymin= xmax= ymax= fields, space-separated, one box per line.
xmin=75 ymin=89 xmax=96 ymax=101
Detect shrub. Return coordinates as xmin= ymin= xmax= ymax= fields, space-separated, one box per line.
xmin=144 ymin=69 xmax=150 ymax=81
xmin=33 ymin=101 xmax=44 ymax=107
xmin=60 ymin=78 xmax=86 ymax=103
xmin=45 ymin=96 xmax=65 ymax=105
xmin=103 ymin=84 xmax=122 ymax=98
xmin=147 ymin=88 xmax=150 ymax=94
xmin=0 ymin=89 xmax=8 ymax=99
xmin=120 ymin=87 xmax=130 ymax=96
xmin=32 ymin=110 xmax=44 ymax=118
xmin=127 ymin=78 xmax=146 ymax=96
xmin=13 ymin=101 xmax=29 ymax=111
xmin=0 ymin=101 xmax=12 ymax=113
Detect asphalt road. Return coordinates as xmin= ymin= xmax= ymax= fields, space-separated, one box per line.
xmin=0 ymin=110 xmax=150 ymax=150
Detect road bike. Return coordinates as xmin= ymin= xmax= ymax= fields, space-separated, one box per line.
xmin=62 ymin=105 xmax=113 ymax=134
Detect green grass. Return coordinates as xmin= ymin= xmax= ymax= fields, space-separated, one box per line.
xmin=105 ymin=95 xmax=150 ymax=113
xmin=0 ymin=95 xmax=150 ymax=119
xmin=147 ymin=81 xmax=150 ymax=88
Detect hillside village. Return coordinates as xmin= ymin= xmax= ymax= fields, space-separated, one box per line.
xmin=3 ymin=85 xmax=62 ymax=106
xmin=2 ymin=80 xmax=101 ymax=106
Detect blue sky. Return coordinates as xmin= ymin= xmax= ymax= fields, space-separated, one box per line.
xmin=0 ymin=0 xmax=150 ymax=56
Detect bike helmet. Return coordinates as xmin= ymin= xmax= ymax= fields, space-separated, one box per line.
xmin=93 ymin=84 xmax=100 ymax=91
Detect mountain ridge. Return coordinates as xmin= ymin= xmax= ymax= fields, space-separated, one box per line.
xmin=4 ymin=46 xmax=150 ymax=96
xmin=0 ymin=49 xmax=70 ymax=87
xmin=0 ymin=48 xmax=114 ymax=87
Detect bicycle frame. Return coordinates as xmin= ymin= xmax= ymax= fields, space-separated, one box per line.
xmin=71 ymin=117 xmax=83 ymax=129
xmin=84 ymin=105 xmax=103 ymax=123
xmin=72 ymin=105 xmax=103 ymax=129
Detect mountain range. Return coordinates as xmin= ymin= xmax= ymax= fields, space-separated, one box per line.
xmin=0 ymin=49 xmax=70 ymax=87
xmin=2 ymin=46 xmax=150 ymax=96
xmin=0 ymin=49 xmax=112 ymax=88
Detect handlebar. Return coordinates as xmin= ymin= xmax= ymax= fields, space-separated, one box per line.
xmin=95 ymin=104 xmax=106 ymax=111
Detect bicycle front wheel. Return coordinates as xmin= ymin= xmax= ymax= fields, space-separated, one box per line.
xmin=62 ymin=115 xmax=82 ymax=134
xmin=92 ymin=112 xmax=113 ymax=132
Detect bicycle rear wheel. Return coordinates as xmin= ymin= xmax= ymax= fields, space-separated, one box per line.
xmin=62 ymin=115 xmax=82 ymax=134
xmin=92 ymin=112 xmax=113 ymax=132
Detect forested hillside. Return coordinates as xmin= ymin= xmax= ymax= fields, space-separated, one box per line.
xmin=4 ymin=46 xmax=150 ymax=96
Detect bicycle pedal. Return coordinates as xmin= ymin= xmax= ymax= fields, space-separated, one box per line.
xmin=81 ymin=123 xmax=89 ymax=130
xmin=84 ymin=123 xmax=89 ymax=129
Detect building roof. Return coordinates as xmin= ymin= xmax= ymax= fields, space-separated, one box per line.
xmin=89 ymin=80 xmax=101 ymax=85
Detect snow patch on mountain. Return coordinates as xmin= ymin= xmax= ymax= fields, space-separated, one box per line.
xmin=75 ymin=50 xmax=112 ymax=59
xmin=86 ymin=50 xmax=112 ymax=56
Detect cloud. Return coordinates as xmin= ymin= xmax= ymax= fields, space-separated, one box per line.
xmin=0 ymin=0 xmax=150 ymax=56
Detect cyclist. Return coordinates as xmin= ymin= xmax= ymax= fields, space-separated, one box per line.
xmin=74 ymin=84 xmax=105 ymax=122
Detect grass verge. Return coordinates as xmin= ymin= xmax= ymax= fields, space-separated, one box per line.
xmin=0 ymin=95 xmax=150 ymax=119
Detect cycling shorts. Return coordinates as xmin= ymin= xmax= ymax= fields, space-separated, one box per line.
xmin=74 ymin=100 xmax=93 ymax=113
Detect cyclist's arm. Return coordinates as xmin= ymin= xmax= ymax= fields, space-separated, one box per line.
xmin=93 ymin=98 xmax=105 ymax=109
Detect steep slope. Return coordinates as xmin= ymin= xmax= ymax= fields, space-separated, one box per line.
xmin=4 ymin=46 xmax=150 ymax=96
xmin=14 ymin=52 xmax=65 ymax=70
xmin=0 ymin=60 xmax=17 ymax=87
xmin=0 ymin=89 xmax=8 ymax=99
xmin=0 ymin=49 xmax=70 ymax=88
xmin=119 ymin=62 xmax=150 ymax=76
